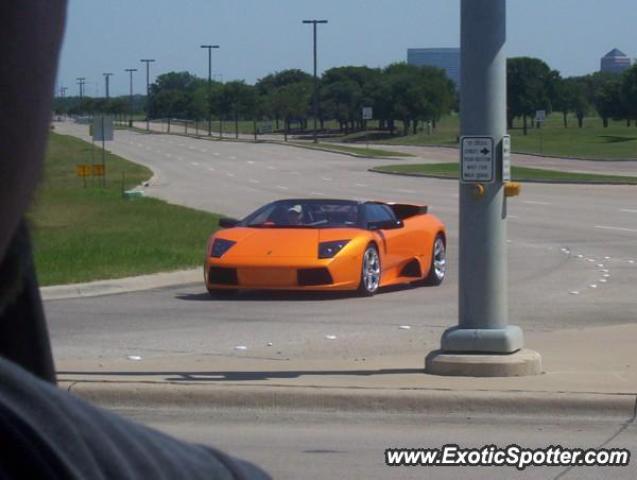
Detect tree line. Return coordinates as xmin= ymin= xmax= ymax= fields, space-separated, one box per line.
xmin=54 ymin=64 xmax=456 ymax=136
xmin=507 ymin=57 xmax=637 ymax=133
xmin=53 ymin=57 xmax=637 ymax=136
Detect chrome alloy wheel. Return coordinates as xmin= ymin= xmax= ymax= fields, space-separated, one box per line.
xmin=433 ymin=236 xmax=447 ymax=281
xmin=362 ymin=247 xmax=381 ymax=293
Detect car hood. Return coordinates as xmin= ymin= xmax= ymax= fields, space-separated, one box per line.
xmin=221 ymin=228 xmax=321 ymax=257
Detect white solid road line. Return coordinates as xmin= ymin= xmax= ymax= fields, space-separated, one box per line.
xmin=619 ymin=208 xmax=637 ymax=213
xmin=595 ymin=225 xmax=637 ymax=233
xmin=523 ymin=200 xmax=551 ymax=206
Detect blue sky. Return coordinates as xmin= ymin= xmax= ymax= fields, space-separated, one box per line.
xmin=57 ymin=0 xmax=637 ymax=97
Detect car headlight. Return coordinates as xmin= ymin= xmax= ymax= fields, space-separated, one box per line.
xmin=211 ymin=238 xmax=236 ymax=258
xmin=318 ymin=240 xmax=350 ymax=259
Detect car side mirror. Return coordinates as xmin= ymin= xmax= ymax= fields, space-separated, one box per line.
xmin=219 ymin=217 xmax=240 ymax=228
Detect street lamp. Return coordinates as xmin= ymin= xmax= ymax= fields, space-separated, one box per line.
xmin=76 ymin=77 xmax=86 ymax=100
xmin=201 ymin=45 xmax=220 ymax=137
xmin=125 ymin=68 xmax=137 ymax=127
xmin=103 ymin=73 xmax=113 ymax=99
xmin=302 ymin=19 xmax=328 ymax=143
xmin=140 ymin=58 xmax=155 ymax=131
xmin=76 ymin=77 xmax=86 ymax=115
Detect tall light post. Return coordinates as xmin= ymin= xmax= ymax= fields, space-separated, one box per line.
xmin=103 ymin=72 xmax=113 ymax=99
xmin=426 ymin=0 xmax=541 ymax=377
xmin=201 ymin=45 xmax=220 ymax=137
xmin=302 ymin=19 xmax=327 ymax=144
xmin=140 ymin=58 xmax=155 ymax=131
xmin=125 ymin=68 xmax=137 ymax=127
xmin=76 ymin=77 xmax=86 ymax=115
xmin=76 ymin=77 xmax=86 ymax=100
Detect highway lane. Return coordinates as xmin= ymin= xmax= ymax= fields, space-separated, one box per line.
xmin=119 ymin=407 xmax=637 ymax=480
xmin=46 ymin=122 xmax=637 ymax=364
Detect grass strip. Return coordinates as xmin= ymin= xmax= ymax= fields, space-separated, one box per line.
xmin=29 ymin=133 xmax=220 ymax=286
xmin=372 ymin=162 xmax=637 ymax=184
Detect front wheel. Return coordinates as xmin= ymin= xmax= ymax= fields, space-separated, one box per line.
xmin=423 ymin=234 xmax=446 ymax=286
xmin=357 ymin=245 xmax=381 ymax=296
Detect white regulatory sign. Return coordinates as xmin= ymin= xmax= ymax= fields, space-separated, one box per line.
xmin=362 ymin=106 xmax=373 ymax=120
xmin=534 ymin=110 xmax=546 ymax=123
xmin=461 ymin=136 xmax=494 ymax=183
xmin=502 ymin=135 xmax=511 ymax=181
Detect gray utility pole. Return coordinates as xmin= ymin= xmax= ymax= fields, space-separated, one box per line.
xmin=302 ymin=19 xmax=327 ymax=144
xmin=140 ymin=59 xmax=155 ymax=131
xmin=76 ymin=77 xmax=86 ymax=100
xmin=201 ymin=44 xmax=220 ymax=137
xmin=103 ymin=73 xmax=113 ymax=99
xmin=427 ymin=0 xmax=540 ymax=376
xmin=125 ymin=68 xmax=137 ymax=127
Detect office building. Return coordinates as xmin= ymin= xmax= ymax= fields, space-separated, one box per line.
xmin=407 ymin=48 xmax=460 ymax=86
xmin=600 ymin=48 xmax=631 ymax=74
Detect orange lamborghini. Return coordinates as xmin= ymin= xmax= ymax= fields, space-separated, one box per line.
xmin=204 ymin=198 xmax=446 ymax=296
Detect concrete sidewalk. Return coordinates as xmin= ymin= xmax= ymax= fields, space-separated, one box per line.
xmin=58 ymin=323 xmax=637 ymax=418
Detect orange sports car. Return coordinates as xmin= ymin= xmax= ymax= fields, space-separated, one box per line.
xmin=204 ymin=198 xmax=447 ymax=296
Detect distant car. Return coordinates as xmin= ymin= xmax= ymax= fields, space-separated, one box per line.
xmin=204 ymin=198 xmax=447 ymax=296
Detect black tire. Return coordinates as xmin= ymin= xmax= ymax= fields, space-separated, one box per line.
xmin=423 ymin=234 xmax=446 ymax=286
xmin=357 ymin=244 xmax=381 ymax=296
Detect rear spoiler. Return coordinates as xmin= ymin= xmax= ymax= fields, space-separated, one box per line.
xmin=386 ymin=203 xmax=428 ymax=220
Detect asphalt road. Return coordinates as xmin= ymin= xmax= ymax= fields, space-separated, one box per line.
xmin=119 ymin=407 xmax=637 ymax=480
xmin=46 ymin=123 xmax=637 ymax=365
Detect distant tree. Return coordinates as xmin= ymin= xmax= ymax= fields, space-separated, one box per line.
xmin=622 ymin=64 xmax=637 ymax=125
xmin=383 ymin=63 xmax=454 ymax=135
xmin=148 ymin=71 xmax=207 ymax=119
xmin=507 ymin=57 xmax=553 ymax=134
xmin=594 ymin=79 xmax=624 ymax=127
xmin=256 ymin=69 xmax=312 ymax=129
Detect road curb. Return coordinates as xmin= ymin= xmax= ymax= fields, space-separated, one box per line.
xmin=41 ymin=269 xmax=201 ymax=301
xmin=62 ymin=381 xmax=637 ymax=420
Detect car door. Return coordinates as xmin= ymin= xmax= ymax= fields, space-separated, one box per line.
xmin=365 ymin=203 xmax=406 ymax=276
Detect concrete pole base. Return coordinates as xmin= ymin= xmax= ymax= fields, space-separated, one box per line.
xmin=441 ymin=325 xmax=524 ymax=353
xmin=425 ymin=349 xmax=542 ymax=377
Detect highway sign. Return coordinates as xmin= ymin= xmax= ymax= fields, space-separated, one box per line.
xmin=362 ymin=106 xmax=373 ymax=120
xmin=461 ymin=136 xmax=494 ymax=183
xmin=502 ymin=135 xmax=511 ymax=181
xmin=92 ymin=115 xmax=114 ymax=141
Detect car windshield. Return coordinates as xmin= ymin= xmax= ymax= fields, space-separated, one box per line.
xmin=242 ymin=200 xmax=361 ymax=228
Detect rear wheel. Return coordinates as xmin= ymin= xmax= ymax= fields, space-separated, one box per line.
xmin=423 ymin=234 xmax=446 ymax=286
xmin=357 ymin=245 xmax=381 ymax=296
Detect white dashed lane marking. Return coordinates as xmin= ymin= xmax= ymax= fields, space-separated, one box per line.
xmin=594 ymin=225 xmax=637 ymax=233
xmin=523 ymin=200 xmax=551 ymax=206
xmin=620 ymin=209 xmax=637 ymax=213
xmin=276 ymin=185 xmax=288 ymax=190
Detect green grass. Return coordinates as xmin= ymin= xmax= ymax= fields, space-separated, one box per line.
xmin=372 ymin=162 xmax=637 ymax=184
xmin=28 ymin=133 xmax=221 ymax=286
xmin=293 ymin=142 xmax=413 ymax=158
xmin=359 ymin=114 xmax=637 ymax=160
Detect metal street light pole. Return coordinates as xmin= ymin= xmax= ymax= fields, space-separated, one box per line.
xmin=201 ymin=45 xmax=220 ymax=137
xmin=302 ymin=19 xmax=327 ymax=144
xmin=427 ymin=0 xmax=540 ymax=376
xmin=125 ymin=68 xmax=137 ymax=127
xmin=76 ymin=77 xmax=85 ymax=100
xmin=140 ymin=59 xmax=155 ymax=131
xmin=103 ymin=73 xmax=113 ymax=99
